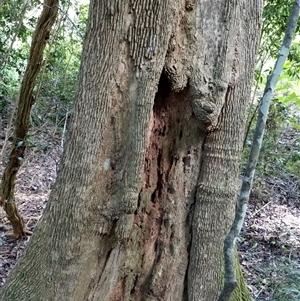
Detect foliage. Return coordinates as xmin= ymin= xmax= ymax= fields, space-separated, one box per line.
xmin=0 ymin=0 xmax=39 ymax=118
xmin=257 ymin=260 xmax=300 ymax=301
xmin=32 ymin=1 xmax=88 ymax=128
xmin=259 ymin=0 xmax=300 ymax=80
xmin=261 ymin=84 xmax=300 ymax=179
xmin=0 ymin=0 xmax=88 ymax=130
xmin=243 ymin=0 xmax=300 ymax=180
xmin=243 ymin=77 xmax=300 ymax=180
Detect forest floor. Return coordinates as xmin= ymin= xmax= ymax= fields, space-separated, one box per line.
xmin=0 ymin=124 xmax=300 ymax=301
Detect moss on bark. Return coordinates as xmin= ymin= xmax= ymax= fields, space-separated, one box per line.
xmin=230 ymin=248 xmax=252 ymax=301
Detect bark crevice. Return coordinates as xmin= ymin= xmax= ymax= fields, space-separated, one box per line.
xmin=121 ymin=72 xmax=203 ymax=300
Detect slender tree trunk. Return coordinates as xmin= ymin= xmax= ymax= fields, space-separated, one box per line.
xmin=0 ymin=0 xmax=262 ymax=300
xmin=220 ymin=2 xmax=300 ymax=300
xmin=0 ymin=0 xmax=59 ymax=238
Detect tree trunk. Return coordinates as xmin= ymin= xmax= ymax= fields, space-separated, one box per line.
xmin=220 ymin=2 xmax=300 ymax=300
xmin=0 ymin=0 xmax=59 ymax=238
xmin=0 ymin=1 xmax=262 ymax=300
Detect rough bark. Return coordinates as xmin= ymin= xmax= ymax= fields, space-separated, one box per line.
xmin=187 ymin=1 xmax=262 ymax=299
xmin=0 ymin=0 xmax=262 ymax=300
xmin=0 ymin=0 xmax=59 ymax=238
xmin=220 ymin=2 xmax=300 ymax=300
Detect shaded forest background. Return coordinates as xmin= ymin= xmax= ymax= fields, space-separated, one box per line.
xmin=0 ymin=0 xmax=300 ymax=300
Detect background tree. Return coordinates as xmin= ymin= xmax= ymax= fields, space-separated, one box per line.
xmin=220 ymin=1 xmax=300 ymax=300
xmin=0 ymin=0 xmax=86 ymax=235
xmin=0 ymin=0 xmax=59 ymax=238
xmin=0 ymin=0 xmax=86 ymax=137
xmin=0 ymin=1 xmax=262 ymax=301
